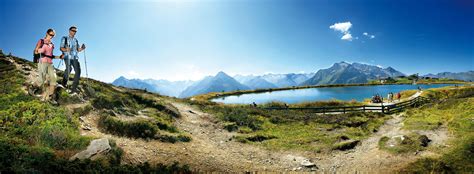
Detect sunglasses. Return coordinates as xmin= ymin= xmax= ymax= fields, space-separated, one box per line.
xmin=48 ymin=33 xmax=55 ymax=37
xmin=70 ymin=30 xmax=77 ymax=33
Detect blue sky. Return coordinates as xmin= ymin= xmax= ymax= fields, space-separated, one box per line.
xmin=1 ymin=0 xmax=473 ymax=82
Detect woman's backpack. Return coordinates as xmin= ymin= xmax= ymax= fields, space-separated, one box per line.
xmin=33 ymin=39 xmax=44 ymax=63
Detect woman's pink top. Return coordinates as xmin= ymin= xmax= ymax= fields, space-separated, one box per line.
xmin=37 ymin=39 xmax=54 ymax=64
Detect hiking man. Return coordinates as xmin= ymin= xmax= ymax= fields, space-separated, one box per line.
xmin=61 ymin=26 xmax=86 ymax=95
xmin=33 ymin=28 xmax=63 ymax=102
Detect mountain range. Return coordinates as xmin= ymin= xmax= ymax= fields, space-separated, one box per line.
xmin=301 ymin=62 xmax=405 ymax=85
xmin=423 ymin=71 xmax=474 ymax=82
xmin=112 ymin=61 xmax=472 ymax=98
xmin=179 ymin=72 xmax=251 ymax=98
xmin=234 ymin=73 xmax=315 ymax=88
xmin=112 ymin=77 xmax=194 ymax=97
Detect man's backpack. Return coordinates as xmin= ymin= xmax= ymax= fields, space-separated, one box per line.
xmin=33 ymin=39 xmax=44 ymax=63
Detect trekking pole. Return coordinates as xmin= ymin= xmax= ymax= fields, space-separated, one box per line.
xmin=56 ymin=59 xmax=63 ymax=69
xmin=83 ymin=49 xmax=89 ymax=85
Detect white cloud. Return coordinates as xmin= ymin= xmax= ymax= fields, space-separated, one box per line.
xmin=330 ymin=22 xmax=377 ymax=42
xmin=341 ymin=33 xmax=353 ymax=41
xmin=330 ymin=21 xmax=354 ymax=41
xmin=329 ymin=22 xmax=352 ymax=33
xmin=363 ymin=32 xmax=375 ymax=39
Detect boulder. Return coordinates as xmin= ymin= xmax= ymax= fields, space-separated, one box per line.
xmin=301 ymin=159 xmax=317 ymax=168
xmin=418 ymin=135 xmax=431 ymax=147
xmin=70 ymin=138 xmax=111 ymax=161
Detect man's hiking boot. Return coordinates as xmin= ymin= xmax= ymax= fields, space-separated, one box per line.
xmin=69 ymin=91 xmax=78 ymax=96
xmin=56 ymin=84 xmax=65 ymax=89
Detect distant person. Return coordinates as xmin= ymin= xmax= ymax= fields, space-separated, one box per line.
xmin=252 ymin=102 xmax=257 ymax=107
xmin=397 ymin=92 xmax=401 ymax=101
xmin=33 ymin=28 xmax=63 ymax=101
xmin=418 ymin=86 xmax=422 ymax=91
xmin=61 ymin=26 xmax=86 ymax=95
xmin=372 ymin=94 xmax=383 ymax=103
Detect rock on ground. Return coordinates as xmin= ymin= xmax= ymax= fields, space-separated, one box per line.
xmin=70 ymin=138 xmax=111 ymax=160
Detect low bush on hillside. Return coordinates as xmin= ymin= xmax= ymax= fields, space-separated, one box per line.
xmin=0 ymin=55 xmax=191 ymax=172
xmin=98 ymin=115 xmax=191 ymax=143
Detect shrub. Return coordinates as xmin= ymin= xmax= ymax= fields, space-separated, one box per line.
xmin=332 ymin=140 xmax=360 ymax=151
xmin=72 ymin=104 xmax=93 ymax=116
xmin=98 ymin=116 xmax=157 ymax=139
xmin=57 ymin=89 xmax=83 ymax=105
xmin=218 ymin=107 xmax=263 ymax=131
xmin=155 ymin=133 xmax=192 ymax=143
xmin=1 ymin=96 xmax=90 ymax=151
xmin=98 ymin=116 xmax=191 ymax=143
xmin=128 ymin=93 xmax=181 ymax=118
xmin=235 ymin=134 xmax=277 ymax=143
xmin=223 ymin=122 xmax=239 ymax=132
xmin=92 ymin=93 xmax=127 ymax=110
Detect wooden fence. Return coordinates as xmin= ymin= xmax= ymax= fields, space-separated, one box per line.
xmin=263 ymin=96 xmax=431 ymax=114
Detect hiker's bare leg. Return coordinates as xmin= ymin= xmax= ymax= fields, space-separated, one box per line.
xmin=47 ymin=85 xmax=55 ymax=100
xmin=42 ymin=84 xmax=49 ymax=101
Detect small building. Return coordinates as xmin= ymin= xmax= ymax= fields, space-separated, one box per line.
xmin=378 ymin=77 xmax=396 ymax=84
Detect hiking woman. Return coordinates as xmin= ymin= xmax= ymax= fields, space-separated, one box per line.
xmin=34 ymin=28 xmax=63 ymax=101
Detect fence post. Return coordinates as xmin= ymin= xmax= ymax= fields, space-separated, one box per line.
xmin=363 ymin=106 xmax=366 ymax=112
xmin=381 ymin=103 xmax=384 ymax=114
xmin=343 ymin=107 xmax=346 ymax=114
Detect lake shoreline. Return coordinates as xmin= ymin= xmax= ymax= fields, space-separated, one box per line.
xmin=194 ymin=81 xmax=469 ymax=102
